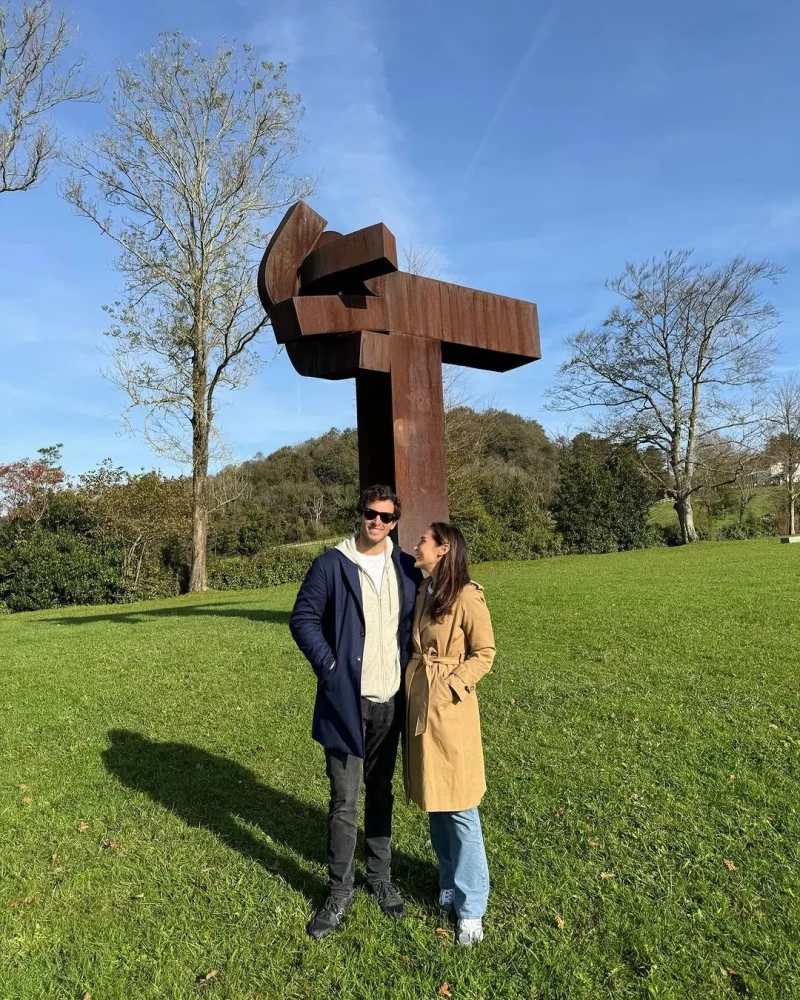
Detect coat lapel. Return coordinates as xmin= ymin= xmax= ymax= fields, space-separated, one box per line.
xmin=413 ymin=582 xmax=430 ymax=649
xmin=338 ymin=555 xmax=365 ymax=623
xmin=392 ymin=547 xmax=417 ymax=618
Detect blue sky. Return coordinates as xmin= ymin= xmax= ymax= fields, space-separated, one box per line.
xmin=2 ymin=0 xmax=799 ymax=475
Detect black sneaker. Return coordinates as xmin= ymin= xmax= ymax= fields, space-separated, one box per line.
xmin=367 ymin=879 xmax=406 ymax=919
xmin=307 ymin=892 xmax=353 ymax=940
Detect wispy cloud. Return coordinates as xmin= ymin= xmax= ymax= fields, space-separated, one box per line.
xmin=696 ymin=196 xmax=800 ymax=256
xmin=248 ymin=0 xmax=442 ymax=256
xmin=459 ymin=0 xmax=563 ymax=189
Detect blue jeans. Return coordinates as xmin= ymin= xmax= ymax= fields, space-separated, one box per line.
xmin=428 ymin=808 xmax=490 ymax=919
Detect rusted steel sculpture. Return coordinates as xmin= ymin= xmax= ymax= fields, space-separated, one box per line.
xmin=258 ymin=202 xmax=541 ymax=551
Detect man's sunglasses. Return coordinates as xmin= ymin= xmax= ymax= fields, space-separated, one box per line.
xmin=360 ymin=507 xmax=398 ymax=524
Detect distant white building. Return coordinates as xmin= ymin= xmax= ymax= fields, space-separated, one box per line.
xmin=768 ymin=462 xmax=800 ymax=484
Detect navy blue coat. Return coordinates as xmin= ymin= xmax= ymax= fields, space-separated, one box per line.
xmin=289 ymin=545 xmax=421 ymax=758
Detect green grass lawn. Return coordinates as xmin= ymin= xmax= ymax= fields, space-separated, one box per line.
xmin=2 ymin=540 xmax=799 ymax=1000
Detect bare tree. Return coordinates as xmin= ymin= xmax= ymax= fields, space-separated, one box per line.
xmin=401 ymin=240 xmax=441 ymax=280
xmin=0 ymin=0 xmax=97 ymax=192
xmin=63 ymin=32 xmax=312 ymax=590
xmin=731 ymin=468 xmax=761 ymax=524
xmin=309 ymin=491 xmax=324 ymax=530
xmin=765 ymin=375 xmax=800 ymax=536
xmin=209 ymin=458 xmax=252 ymax=516
xmin=691 ymin=432 xmax=760 ymax=522
xmin=549 ymin=250 xmax=782 ymax=543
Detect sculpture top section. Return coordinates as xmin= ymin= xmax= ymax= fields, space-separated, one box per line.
xmin=258 ymin=201 xmax=541 ymax=380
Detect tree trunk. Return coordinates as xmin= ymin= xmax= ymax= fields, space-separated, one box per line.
xmin=789 ymin=481 xmax=796 ymax=537
xmin=675 ymin=494 xmax=699 ymax=544
xmin=189 ymin=491 xmax=208 ymax=591
xmin=189 ymin=361 xmax=210 ymax=592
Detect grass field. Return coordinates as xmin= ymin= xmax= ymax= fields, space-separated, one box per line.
xmin=2 ymin=540 xmax=799 ymax=1000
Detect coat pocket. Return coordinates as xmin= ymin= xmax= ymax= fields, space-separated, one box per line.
xmin=432 ymin=672 xmax=459 ymax=710
xmin=319 ymin=658 xmax=339 ymax=686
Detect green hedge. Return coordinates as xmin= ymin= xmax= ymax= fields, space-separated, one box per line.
xmin=0 ymin=529 xmax=127 ymax=612
xmin=207 ymin=546 xmax=328 ymax=590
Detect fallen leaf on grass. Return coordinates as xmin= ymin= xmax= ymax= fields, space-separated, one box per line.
xmin=587 ymin=839 xmax=599 ymax=848
xmin=600 ymin=872 xmax=615 ymax=879
xmin=103 ymin=841 xmax=119 ymax=851
xmin=556 ymin=808 xmax=566 ymax=819
xmin=77 ymin=822 xmax=89 ymax=833
xmin=21 ymin=797 xmax=32 ymax=805
xmin=437 ymin=985 xmax=452 ymax=997
xmin=724 ymin=859 xmax=738 ymax=871
xmin=197 ymin=970 xmax=220 ymax=984
xmin=555 ymin=914 xmax=565 ymax=929
xmin=19 ymin=784 xmax=26 ymax=791
xmin=10 ymin=897 xmax=35 ymax=908
xmin=633 ymin=717 xmax=640 ymax=723
xmin=509 ymin=698 xmax=516 ymax=705
xmin=435 ymin=927 xmax=451 ymax=946
xmin=83 ymin=993 xmax=92 ymax=1000
xmin=729 ymin=774 xmax=736 ymax=781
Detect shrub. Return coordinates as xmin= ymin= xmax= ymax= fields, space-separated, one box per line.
xmin=0 ymin=528 xmax=126 ymax=612
xmin=641 ymin=524 xmax=670 ymax=548
xmin=207 ymin=545 xmax=329 ymax=590
xmin=450 ymin=465 xmax=562 ymax=564
xmin=716 ymin=522 xmax=757 ymax=541
xmin=716 ymin=511 xmax=774 ymax=541
xmin=759 ymin=512 xmax=779 ymax=536
xmin=553 ymin=437 xmax=657 ymax=553
xmin=660 ymin=523 xmax=684 ymax=547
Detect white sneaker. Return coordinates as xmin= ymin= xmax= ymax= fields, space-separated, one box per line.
xmin=439 ymin=888 xmax=455 ymax=912
xmin=456 ymin=917 xmax=484 ymax=946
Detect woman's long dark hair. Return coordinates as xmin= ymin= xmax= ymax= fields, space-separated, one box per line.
xmin=427 ymin=522 xmax=471 ymax=621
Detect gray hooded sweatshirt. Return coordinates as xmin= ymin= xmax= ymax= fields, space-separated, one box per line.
xmin=336 ymin=534 xmax=402 ymax=703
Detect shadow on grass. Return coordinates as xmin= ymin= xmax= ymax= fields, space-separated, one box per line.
xmin=103 ymin=730 xmax=437 ymax=907
xmin=46 ymin=606 xmax=291 ymax=626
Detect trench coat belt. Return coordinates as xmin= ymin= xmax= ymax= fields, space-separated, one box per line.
xmin=411 ymin=648 xmax=463 ymax=737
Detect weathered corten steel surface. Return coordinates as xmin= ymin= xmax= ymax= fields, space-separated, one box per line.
xmin=258 ymin=201 xmax=541 ymax=551
xmin=299 ymin=222 xmax=398 ymax=293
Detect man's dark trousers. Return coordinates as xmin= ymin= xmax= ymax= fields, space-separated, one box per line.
xmin=324 ymin=695 xmax=400 ymax=894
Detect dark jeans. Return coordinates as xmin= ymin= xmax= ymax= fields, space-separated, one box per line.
xmin=324 ymin=696 xmax=400 ymax=894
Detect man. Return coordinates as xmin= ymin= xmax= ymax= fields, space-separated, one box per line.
xmin=290 ymin=484 xmax=421 ymax=940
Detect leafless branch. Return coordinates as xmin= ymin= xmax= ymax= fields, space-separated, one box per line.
xmin=547 ymin=249 xmax=783 ymax=541
xmin=0 ymin=0 xmax=99 ymax=192
xmin=61 ymin=31 xmax=313 ymax=588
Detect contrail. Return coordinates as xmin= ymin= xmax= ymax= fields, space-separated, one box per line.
xmin=461 ymin=0 xmax=563 ymax=187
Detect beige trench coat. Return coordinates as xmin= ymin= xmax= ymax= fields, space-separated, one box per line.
xmin=404 ymin=581 xmax=496 ymax=812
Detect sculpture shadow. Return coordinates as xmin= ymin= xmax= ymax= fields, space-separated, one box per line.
xmin=47 ymin=606 xmax=291 ymax=627
xmin=103 ymin=730 xmax=437 ymax=907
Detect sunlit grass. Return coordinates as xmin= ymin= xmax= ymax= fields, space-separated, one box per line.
xmin=1 ymin=539 xmax=798 ymax=999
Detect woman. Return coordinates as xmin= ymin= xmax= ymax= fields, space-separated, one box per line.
xmin=406 ymin=522 xmax=496 ymax=946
